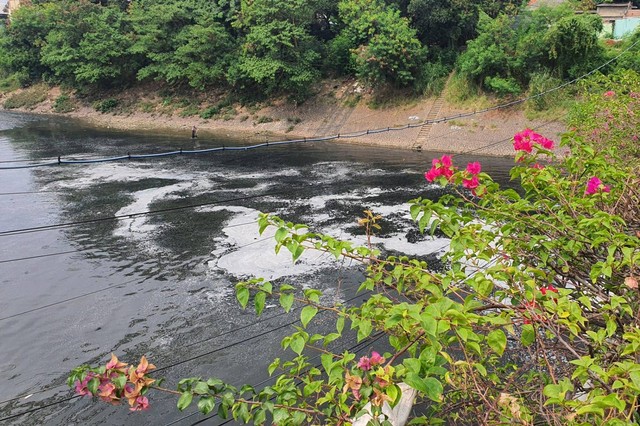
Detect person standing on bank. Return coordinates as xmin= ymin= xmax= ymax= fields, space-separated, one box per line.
xmin=191 ymin=126 xmax=198 ymax=139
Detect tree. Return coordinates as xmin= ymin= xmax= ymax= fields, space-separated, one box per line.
xmin=39 ymin=1 xmax=135 ymax=88
xmin=0 ymin=2 xmax=58 ymax=85
xmin=226 ymin=0 xmax=321 ymax=100
xmin=126 ymin=0 xmax=237 ymax=89
xmin=337 ymin=0 xmax=425 ymax=89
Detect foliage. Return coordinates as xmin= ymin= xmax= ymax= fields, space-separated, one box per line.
xmin=568 ymin=69 xmax=640 ymax=159
xmin=338 ymin=0 xmax=426 ymax=89
xmin=456 ymin=7 xmax=605 ymax=96
xmin=227 ymin=0 xmax=321 ymax=101
xmin=3 ymin=83 xmax=49 ymax=109
xmin=0 ymin=2 xmax=58 ymax=85
xmin=93 ymin=98 xmax=119 ymax=113
xmin=70 ymin=76 xmax=640 ymax=424
xmin=37 ymin=1 xmax=134 ymax=88
xmin=53 ymin=94 xmax=76 ymax=113
xmin=128 ymin=0 xmax=235 ymax=89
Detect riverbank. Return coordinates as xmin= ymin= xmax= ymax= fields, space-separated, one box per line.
xmin=0 ymin=80 xmax=567 ymax=157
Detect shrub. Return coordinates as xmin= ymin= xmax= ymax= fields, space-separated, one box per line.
xmin=93 ymin=98 xmax=118 ymax=113
xmin=199 ymin=105 xmax=220 ymax=119
xmin=53 ymin=94 xmax=75 ymax=113
xmin=3 ymin=83 xmax=48 ymax=109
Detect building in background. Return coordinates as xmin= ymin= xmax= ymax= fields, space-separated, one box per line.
xmin=596 ymin=2 xmax=640 ymax=39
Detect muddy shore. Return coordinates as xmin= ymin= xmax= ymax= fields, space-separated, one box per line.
xmin=0 ymin=84 xmax=566 ymax=157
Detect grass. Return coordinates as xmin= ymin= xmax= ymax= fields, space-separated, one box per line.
xmin=93 ymin=98 xmax=119 ymax=113
xmin=3 ymin=83 xmax=49 ymax=109
xmin=0 ymin=74 xmax=20 ymax=94
xmin=443 ymin=72 xmax=492 ymax=110
xmin=53 ymin=94 xmax=76 ymax=113
xmin=255 ymin=115 xmax=274 ymax=124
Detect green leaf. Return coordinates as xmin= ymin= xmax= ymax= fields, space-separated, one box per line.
xmin=275 ymin=227 xmax=288 ymax=243
xmin=290 ymin=335 xmax=305 ymax=355
xmin=487 ymin=329 xmax=507 ymax=356
xmin=87 ymin=377 xmax=99 ymax=395
xmin=336 ymin=316 xmax=345 ymax=334
xmin=236 ymin=286 xmax=249 ymax=309
xmin=268 ymin=358 xmax=280 ymax=375
xmin=177 ymin=392 xmax=193 ymax=411
xmin=198 ymin=396 xmax=215 ymax=414
xmin=254 ymin=291 xmax=266 ymax=316
xmin=193 ymin=381 xmax=210 ymax=395
xmin=300 ymin=305 xmax=318 ymax=328
xmin=521 ymin=324 xmax=535 ymax=346
xmin=279 ymin=292 xmax=294 ymax=312
xmin=405 ymin=374 xmax=443 ymax=402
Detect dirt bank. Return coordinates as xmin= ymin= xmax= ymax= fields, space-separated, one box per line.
xmin=0 ymin=81 xmax=566 ymax=157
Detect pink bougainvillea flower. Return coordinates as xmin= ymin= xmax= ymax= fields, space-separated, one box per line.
xmin=343 ymin=371 xmax=362 ymax=400
xmin=106 ymin=353 xmax=127 ymax=371
xmin=585 ymin=176 xmax=611 ymax=195
xmin=135 ymin=356 xmax=156 ymax=375
xmin=425 ymin=155 xmax=455 ymax=182
xmin=357 ymin=356 xmax=371 ymax=371
xmin=513 ymin=129 xmax=555 ymax=153
xmin=424 ymin=168 xmax=441 ymax=182
xmin=604 ymin=90 xmax=616 ymax=97
xmin=75 ymin=373 xmax=95 ymax=396
xmin=369 ymin=351 xmax=386 ymax=366
xmin=98 ymin=382 xmax=119 ymax=404
xmin=130 ymin=395 xmax=150 ymax=412
xmin=538 ymin=137 xmax=554 ymax=150
xmin=463 ymin=176 xmax=479 ymax=191
xmin=466 ymin=162 xmax=481 ymax=175
xmin=532 ymin=163 xmax=545 ymax=170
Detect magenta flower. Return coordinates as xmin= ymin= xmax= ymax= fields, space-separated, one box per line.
xmin=538 ymin=137 xmax=554 ymax=150
xmin=357 ymin=356 xmax=371 ymax=371
xmin=585 ymin=177 xmax=611 ymax=195
xmin=532 ymin=163 xmax=545 ymax=170
xmin=425 ymin=155 xmax=455 ymax=182
xmin=513 ymin=129 xmax=555 ymax=153
xmin=369 ymin=351 xmax=386 ymax=366
xmin=466 ymin=162 xmax=481 ymax=175
xmin=75 ymin=374 xmax=95 ymax=397
xmin=463 ymin=176 xmax=479 ymax=191
xmin=130 ymin=395 xmax=150 ymax=411
xmin=424 ymin=168 xmax=441 ymax=182
xmin=604 ymin=90 xmax=616 ymax=97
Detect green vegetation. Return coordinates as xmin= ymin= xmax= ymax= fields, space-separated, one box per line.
xmin=93 ymin=98 xmax=118 ymax=113
xmin=53 ymin=94 xmax=76 ymax=113
xmin=3 ymin=83 xmax=48 ymax=109
xmin=3 ymin=0 xmax=634 ymax=105
xmin=70 ymin=72 xmax=640 ymax=424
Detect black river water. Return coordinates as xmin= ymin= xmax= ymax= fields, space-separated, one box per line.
xmin=0 ymin=111 xmax=515 ymax=425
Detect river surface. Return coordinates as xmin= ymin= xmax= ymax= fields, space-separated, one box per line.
xmin=0 ymin=111 xmax=515 ymax=425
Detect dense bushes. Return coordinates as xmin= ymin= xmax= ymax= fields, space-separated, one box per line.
xmin=1 ymin=0 xmax=621 ymax=101
xmin=456 ymin=6 xmax=604 ymax=97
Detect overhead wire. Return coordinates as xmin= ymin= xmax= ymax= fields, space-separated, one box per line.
xmin=0 ymin=192 xmax=285 ymax=237
xmin=0 ymin=36 xmax=637 ymax=172
xmin=0 ymin=251 xmax=499 ymax=422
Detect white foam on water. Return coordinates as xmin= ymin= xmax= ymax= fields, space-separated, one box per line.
xmin=113 ymin=181 xmax=203 ymax=240
xmin=201 ymin=206 xmax=339 ymax=280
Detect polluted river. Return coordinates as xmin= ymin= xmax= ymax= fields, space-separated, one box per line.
xmin=0 ymin=111 xmax=515 ymax=425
